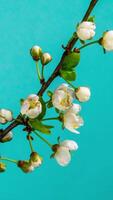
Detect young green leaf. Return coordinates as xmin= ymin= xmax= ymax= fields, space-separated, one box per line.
xmin=29 ymin=119 xmax=53 ymax=134
xmin=62 ymin=52 xmax=80 ymax=69
xmin=88 ymin=16 xmax=95 ymax=22
xmin=60 ymin=69 xmax=76 ymax=81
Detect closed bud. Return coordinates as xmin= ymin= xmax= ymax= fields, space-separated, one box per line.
xmin=18 ymin=160 xmax=34 ymax=173
xmin=75 ymin=87 xmax=91 ymax=102
xmin=0 ymin=162 xmax=6 ymax=172
xmin=77 ymin=21 xmax=96 ymax=41
xmin=30 ymin=45 xmax=42 ymax=61
xmin=0 ymin=131 xmax=13 ymax=143
xmin=0 ymin=109 xmax=13 ymax=124
xmin=41 ymin=53 xmax=52 ymax=65
xmin=30 ymin=152 xmax=42 ymax=168
xmin=100 ymin=31 xmax=113 ymax=51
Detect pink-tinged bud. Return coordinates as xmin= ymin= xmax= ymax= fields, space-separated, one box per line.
xmin=30 ymin=152 xmax=42 ymax=168
xmin=17 ymin=160 xmax=34 ymax=173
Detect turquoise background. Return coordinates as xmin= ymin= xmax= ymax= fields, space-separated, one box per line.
xmin=0 ymin=0 xmax=113 ymax=199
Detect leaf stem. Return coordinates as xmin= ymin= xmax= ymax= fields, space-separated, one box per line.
xmin=0 ymin=156 xmax=18 ymax=164
xmin=33 ymin=131 xmax=52 ymax=148
xmin=79 ymin=40 xmax=99 ymax=50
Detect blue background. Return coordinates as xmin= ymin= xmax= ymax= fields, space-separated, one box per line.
xmin=0 ymin=0 xmax=113 ymax=199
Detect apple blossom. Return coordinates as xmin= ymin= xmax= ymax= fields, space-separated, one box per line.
xmin=21 ymin=94 xmax=42 ymax=119
xmin=75 ymin=87 xmax=91 ymax=102
xmin=101 ymin=31 xmax=113 ymax=51
xmin=63 ymin=104 xmax=84 ymax=134
xmin=0 ymin=109 xmax=13 ymax=124
xmin=53 ymin=140 xmax=78 ymax=166
xmin=77 ymin=21 xmax=96 ymax=40
xmin=52 ymin=84 xmax=74 ymax=111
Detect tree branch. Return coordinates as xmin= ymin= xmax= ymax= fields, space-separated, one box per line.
xmin=0 ymin=0 xmax=99 ymax=140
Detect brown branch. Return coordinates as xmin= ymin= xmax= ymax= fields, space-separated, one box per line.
xmin=0 ymin=0 xmax=99 ymax=140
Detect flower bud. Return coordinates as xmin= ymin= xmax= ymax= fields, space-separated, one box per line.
xmin=77 ymin=21 xmax=96 ymax=41
xmin=30 ymin=45 xmax=42 ymax=61
xmin=75 ymin=87 xmax=91 ymax=102
xmin=0 ymin=162 xmax=6 ymax=172
xmin=18 ymin=160 xmax=34 ymax=173
xmin=101 ymin=31 xmax=113 ymax=51
xmin=41 ymin=53 xmax=52 ymax=65
xmin=30 ymin=152 xmax=42 ymax=168
xmin=0 ymin=131 xmax=13 ymax=143
xmin=0 ymin=109 xmax=13 ymax=124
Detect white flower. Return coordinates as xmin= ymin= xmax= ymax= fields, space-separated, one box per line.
xmin=101 ymin=31 xmax=113 ymax=51
xmin=30 ymin=152 xmax=42 ymax=168
xmin=30 ymin=45 xmax=42 ymax=61
xmin=0 ymin=109 xmax=13 ymax=124
xmin=1 ymin=131 xmax=13 ymax=143
xmin=77 ymin=21 xmax=96 ymax=41
xmin=53 ymin=140 xmax=78 ymax=166
xmin=75 ymin=87 xmax=91 ymax=102
xmin=63 ymin=104 xmax=84 ymax=134
xmin=41 ymin=53 xmax=52 ymax=65
xmin=52 ymin=84 xmax=74 ymax=111
xmin=21 ymin=94 xmax=42 ymax=119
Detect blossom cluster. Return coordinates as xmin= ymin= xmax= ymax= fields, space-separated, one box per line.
xmin=0 ymin=14 xmax=113 ymax=173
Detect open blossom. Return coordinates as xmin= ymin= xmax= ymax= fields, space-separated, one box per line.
xmin=41 ymin=53 xmax=52 ymax=65
xmin=52 ymin=84 xmax=74 ymax=111
xmin=101 ymin=31 xmax=113 ymax=51
xmin=0 ymin=109 xmax=13 ymax=124
xmin=30 ymin=152 xmax=42 ymax=168
xmin=21 ymin=94 xmax=42 ymax=119
xmin=77 ymin=21 xmax=96 ymax=40
xmin=75 ymin=87 xmax=91 ymax=102
xmin=53 ymin=140 xmax=78 ymax=166
xmin=63 ymin=104 xmax=84 ymax=134
xmin=0 ymin=131 xmax=13 ymax=143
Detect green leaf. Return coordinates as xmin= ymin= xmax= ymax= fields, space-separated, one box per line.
xmin=62 ymin=52 xmax=80 ymax=69
xmin=60 ymin=69 xmax=76 ymax=81
xmin=29 ymin=119 xmax=53 ymax=134
xmin=88 ymin=16 xmax=95 ymax=22
xmin=37 ymin=97 xmax=46 ymax=120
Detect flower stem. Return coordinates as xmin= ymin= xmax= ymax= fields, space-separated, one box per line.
xmin=28 ymin=136 xmax=34 ymax=152
xmin=0 ymin=156 xmax=18 ymax=164
xmin=33 ymin=131 xmax=52 ymax=148
xmin=36 ymin=62 xmax=42 ymax=80
xmin=42 ymin=117 xmax=59 ymax=121
xmin=62 ymin=77 xmax=76 ymax=90
xmin=79 ymin=40 xmax=99 ymax=50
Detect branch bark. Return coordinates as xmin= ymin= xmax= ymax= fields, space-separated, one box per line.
xmin=0 ymin=0 xmax=99 ymax=140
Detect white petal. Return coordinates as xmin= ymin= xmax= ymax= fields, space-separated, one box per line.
xmin=27 ymin=107 xmax=41 ymax=119
xmin=21 ymin=100 xmax=30 ymax=115
xmin=54 ymin=147 xmax=71 ymax=167
xmin=61 ymin=140 xmax=78 ymax=151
